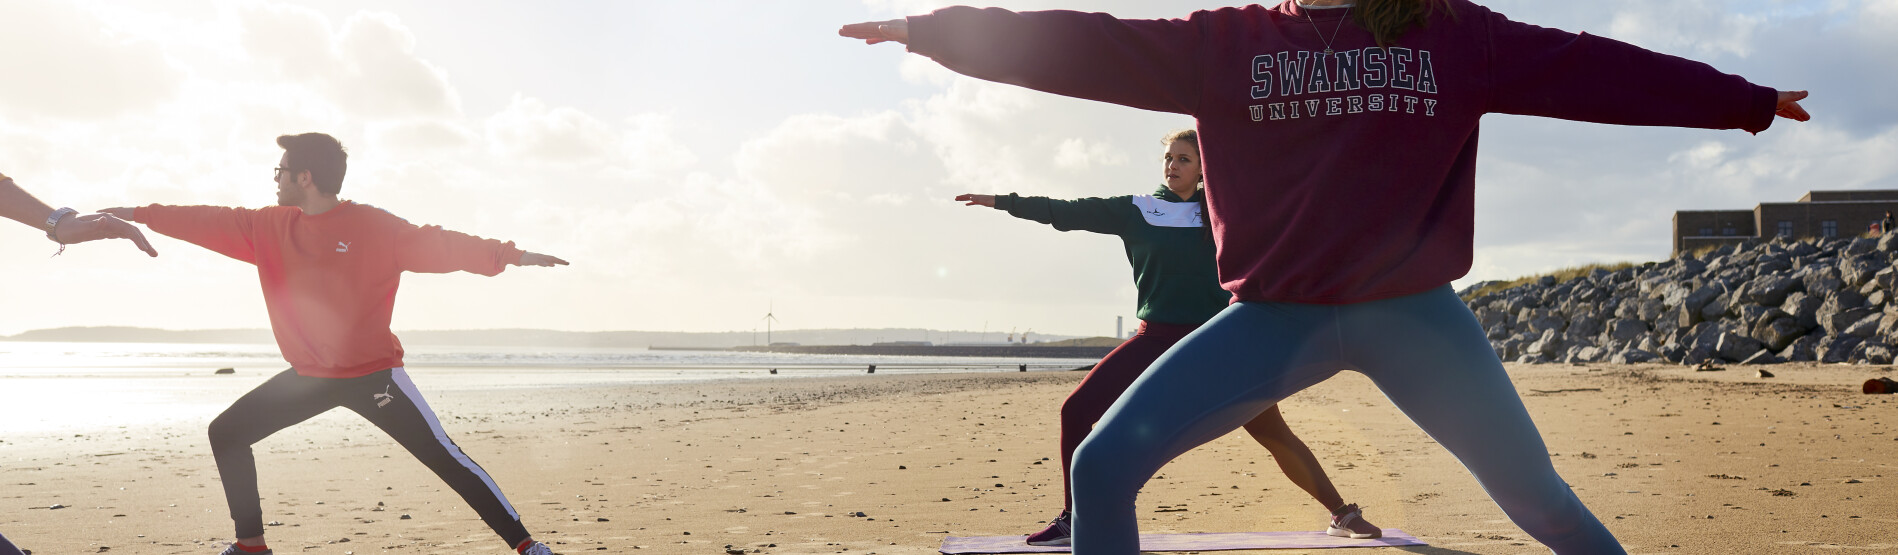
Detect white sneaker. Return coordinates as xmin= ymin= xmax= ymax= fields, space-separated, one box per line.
xmin=217 ymin=545 xmax=272 ymax=555
xmin=519 ymin=541 xmax=554 ymax=555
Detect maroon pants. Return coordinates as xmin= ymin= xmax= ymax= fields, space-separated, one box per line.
xmin=1056 ymin=320 xmax=1197 ymax=510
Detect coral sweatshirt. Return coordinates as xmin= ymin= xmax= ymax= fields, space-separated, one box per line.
xmin=133 ymin=201 xmax=525 ymax=378
xmin=996 ymin=186 xmax=1230 ymax=326
xmin=907 ymin=0 xmax=1778 ymax=304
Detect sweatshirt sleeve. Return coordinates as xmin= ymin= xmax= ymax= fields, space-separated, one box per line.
xmin=906 ymin=7 xmax=1204 ymax=115
xmin=131 ymin=204 xmax=260 ymax=264
xmin=394 ymin=222 xmax=526 ymax=276
xmin=1480 ymin=7 xmax=1777 ymax=133
xmin=995 ymin=194 xmax=1132 ymax=236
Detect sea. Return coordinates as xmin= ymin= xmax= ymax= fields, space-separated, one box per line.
xmin=0 ymin=341 xmax=1099 ymax=436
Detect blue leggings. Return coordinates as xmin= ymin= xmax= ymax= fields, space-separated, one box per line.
xmin=1069 ymin=286 xmax=1622 ymax=554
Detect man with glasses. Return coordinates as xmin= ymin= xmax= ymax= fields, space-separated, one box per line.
xmin=102 ymin=133 xmax=565 ymax=555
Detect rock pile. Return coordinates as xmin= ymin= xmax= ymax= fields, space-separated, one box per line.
xmin=1463 ymin=233 xmax=1898 ymax=365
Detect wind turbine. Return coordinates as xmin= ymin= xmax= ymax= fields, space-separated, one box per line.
xmin=762 ymin=302 xmax=780 ymax=345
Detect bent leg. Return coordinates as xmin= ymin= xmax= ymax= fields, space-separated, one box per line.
xmin=1344 ymin=287 xmax=1623 ymax=555
xmin=209 ymin=369 xmax=341 ymax=539
xmin=349 ymin=369 xmax=531 ymax=547
xmin=1242 ymin=405 xmax=1344 ymax=511
xmin=1070 ymin=303 xmax=1341 ymax=555
xmin=1054 ymin=322 xmax=1192 ymax=511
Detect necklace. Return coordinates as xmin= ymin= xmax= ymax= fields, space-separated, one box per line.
xmin=1305 ymin=6 xmax=1351 ymax=56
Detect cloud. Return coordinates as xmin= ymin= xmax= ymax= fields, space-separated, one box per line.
xmin=0 ymin=1 xmax=183 ymax=120
xmin=483 ymin=96 xmax=696 ymax=176
xmin=240 ymin=5 xmax=460 ymax=119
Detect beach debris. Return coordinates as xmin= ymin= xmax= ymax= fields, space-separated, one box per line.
xmin=215 ymin=368 xmax=235 ymax=375
xmin=769 ymin=369 xmax=777 ymax=374
xmin=1843 ymin=478 xmax=1863 ymax=484
xmin=1019 ymin=364 xmax=1027 ymax=372
xmin=851 ymin=511 xmax=868 ymax=517
xmin=48 ymin=504 xmax=64 ymax=510
xmin=267 ymin=521 xmax=282 ymax=526
xmin=399 ymin=514 xmax=411 ymax=520
xmin=1695 ymin=361 xmax=1725 ymax=372
xmin=867 ymin=365 xmax=875 ymax=374
xmin=1757 ymin=369 xmax=1775 ymax=378
xmin=597 ymin=517 xmax=610 ymax=522
xmin=1865 ymin=377 xmax=1898 ymax=394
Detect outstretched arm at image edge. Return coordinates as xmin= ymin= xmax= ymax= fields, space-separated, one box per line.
xmin=1482 ymin=6 xmax=1802 ymax=132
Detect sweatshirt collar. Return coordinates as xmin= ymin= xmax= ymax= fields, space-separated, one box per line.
xmin=1280 ymin=1 xmax=1355 ymax=21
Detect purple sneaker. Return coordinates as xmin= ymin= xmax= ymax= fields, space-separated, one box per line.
xmin=1025 ymin=510 xmax=1073 ymax=546
xmin=1326 ymin=503 xmax=1382 ymax=539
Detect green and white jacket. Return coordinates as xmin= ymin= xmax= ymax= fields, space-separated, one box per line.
xmin=994 ymin=186 xmax=1231 ymax=326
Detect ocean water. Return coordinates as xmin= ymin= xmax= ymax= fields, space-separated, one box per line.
xmin=0 ymin=341 xmax=1099 ymax=436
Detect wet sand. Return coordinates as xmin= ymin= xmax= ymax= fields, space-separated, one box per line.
xmin=1 ymin=363 xmax=1893 ymax=554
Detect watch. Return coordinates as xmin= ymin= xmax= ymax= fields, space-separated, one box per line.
xmin=45 ymin=207 xmax=77 ymax=243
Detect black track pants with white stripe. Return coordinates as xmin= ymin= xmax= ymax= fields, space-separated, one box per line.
xmin=209 ymin=368 xmax=531 ymax=546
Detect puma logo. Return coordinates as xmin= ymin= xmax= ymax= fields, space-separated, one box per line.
xmin=336 ymin=241 xmax=352 ymax=253
xmin=373 ymin=385 xmax=394 ymax=408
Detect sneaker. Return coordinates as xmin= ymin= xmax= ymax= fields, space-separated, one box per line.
xmin=1326 ymin=504 xmax=1382 ymax=539
xmin=217 ymin=545 xmax=272 ymax=555
xmin=1024 ymin=510 xmax=1073 ymax=546
xmin=519 ymin=541 xmax=554 ymax=555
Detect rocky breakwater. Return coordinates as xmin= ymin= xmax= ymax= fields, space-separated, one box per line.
xmin=1464 ymin=234 xmax=1898 ymax=365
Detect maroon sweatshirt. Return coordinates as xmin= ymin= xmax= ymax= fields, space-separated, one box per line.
xmin=907 ymin=1 xmax=1778 ymax=304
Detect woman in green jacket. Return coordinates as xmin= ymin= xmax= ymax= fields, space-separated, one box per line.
xmin=955 ymin=130 xmax=1378 ymax=546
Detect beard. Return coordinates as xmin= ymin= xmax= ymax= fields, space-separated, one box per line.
xmin=276 ymin=187 xmax=300 ymax=207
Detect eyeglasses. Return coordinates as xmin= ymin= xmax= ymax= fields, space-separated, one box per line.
xmin=274 ymin=166 xmax=288 ymax=181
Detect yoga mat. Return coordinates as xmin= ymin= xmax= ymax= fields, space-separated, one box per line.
xmin=941 ymin=529 xmax=1426 ymax=553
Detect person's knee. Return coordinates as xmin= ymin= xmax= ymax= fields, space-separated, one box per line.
xmin=207 ymin=412 xmax=250 ymax=451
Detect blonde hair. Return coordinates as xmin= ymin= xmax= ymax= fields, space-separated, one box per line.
xmin=1355 ymin=0 xmax=1456 ymax=47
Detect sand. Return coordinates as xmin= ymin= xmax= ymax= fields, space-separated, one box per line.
xmin=2 ymin=362 xmax=1894 ymax=554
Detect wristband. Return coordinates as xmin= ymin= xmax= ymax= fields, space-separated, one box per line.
xmin=45 ymin=207 xmax=77 ymax=243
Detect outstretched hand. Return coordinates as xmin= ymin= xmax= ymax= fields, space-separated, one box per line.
xmin=839 ymin=19 xmax=909 ymax=45
xmin=954 ymin=194 xmax=996 ymax=208
xmin=517 ymin=252 xmax=569 ymax=267
xmin=57 ymin=212 xmax=157 ymax=256
xmin=1776 ymin=90 xmax=1810 ymax=122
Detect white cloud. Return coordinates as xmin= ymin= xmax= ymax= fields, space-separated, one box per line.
xmin=239 ymin=5 xmax=460 ymax=119
xmin=0 ymin=1 xmax=183 ymax=120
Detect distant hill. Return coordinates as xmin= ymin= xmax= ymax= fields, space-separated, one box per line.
xmin=0 ymin=326 xmax=1080 ymax=349
xmin=1035 ymin=336 xmax=1127 ymax=348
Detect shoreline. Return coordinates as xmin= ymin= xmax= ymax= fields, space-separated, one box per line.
xmin=1 ymin=363 xmax=1893 ymax=554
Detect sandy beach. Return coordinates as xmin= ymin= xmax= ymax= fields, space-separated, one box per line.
xmin=2 ymin=362 xmax=1894 ymax=554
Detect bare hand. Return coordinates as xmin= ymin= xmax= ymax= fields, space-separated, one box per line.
xmin=1776 ymin=90 xmax=1810 ymax=122
xmin=517 ymin=252 xmax=569 ymax=267
xmin=57 ymin=212 xmax=157 ymax=256
xmin=954 ymin=194 xmax=996 ymax=208
xmin=98 ymin=207 xmax=135 ymax=220
xmin=839 ymin=19 xmax=909 ymax=45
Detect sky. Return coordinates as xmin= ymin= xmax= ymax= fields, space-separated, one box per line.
xmin=0 ymin=0 xmax=1893 ymax=337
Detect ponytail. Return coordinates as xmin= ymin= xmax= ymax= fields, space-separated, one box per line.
xmin=1353 ymin=0 xmax=1455 ymax=47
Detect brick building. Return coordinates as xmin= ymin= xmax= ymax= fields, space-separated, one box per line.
xmin=1673 ymin=190 xmax=1898 ymax=256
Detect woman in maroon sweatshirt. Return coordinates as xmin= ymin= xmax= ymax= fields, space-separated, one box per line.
xmin=843 ymin=1 xmax=1809 ymax=553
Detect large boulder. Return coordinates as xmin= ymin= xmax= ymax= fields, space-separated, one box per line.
xmin=1842 ymin=257 xmax=1881 ymax=289
xmin=1781 ymin=292 xmax=1824 ymax=330
xmin=1819 ymin=335 xmax=1864 ymax=363
xmin=1858 ymin=341 xmax=1895 ymax=365
xmin=1842 ymin=312 xmax=1883 ymax=338
xmin=1715 ymin=332 xmax=1766 ymax=362
xmin=1604 ymin=318 xmax=1649 ymax=344
xmin=1823 ymin=306 xmax=1878 ymax=337
xmin=1817 ymin=292 xmax=1870 ymax=334
xmin=1699 ymin=289 xmax=1735 ymax=322
xmin=1743 ymin=274 xmax=1801 ymax=307
xmin=1778 ymin=333 xmax=1823 ymax=362
xmin=1527 ymin=329 xmax=1564 ymax=358
xmin=1757 ymin=317 xmax=1810 ymax=352
xmin=1846 ymin=237 xmax=1880 ymax=258
xmin=1802 ymin=267 xmax=1845 ymax=297
xmin=1610 ymin=349 xmax=1660 ymax=364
